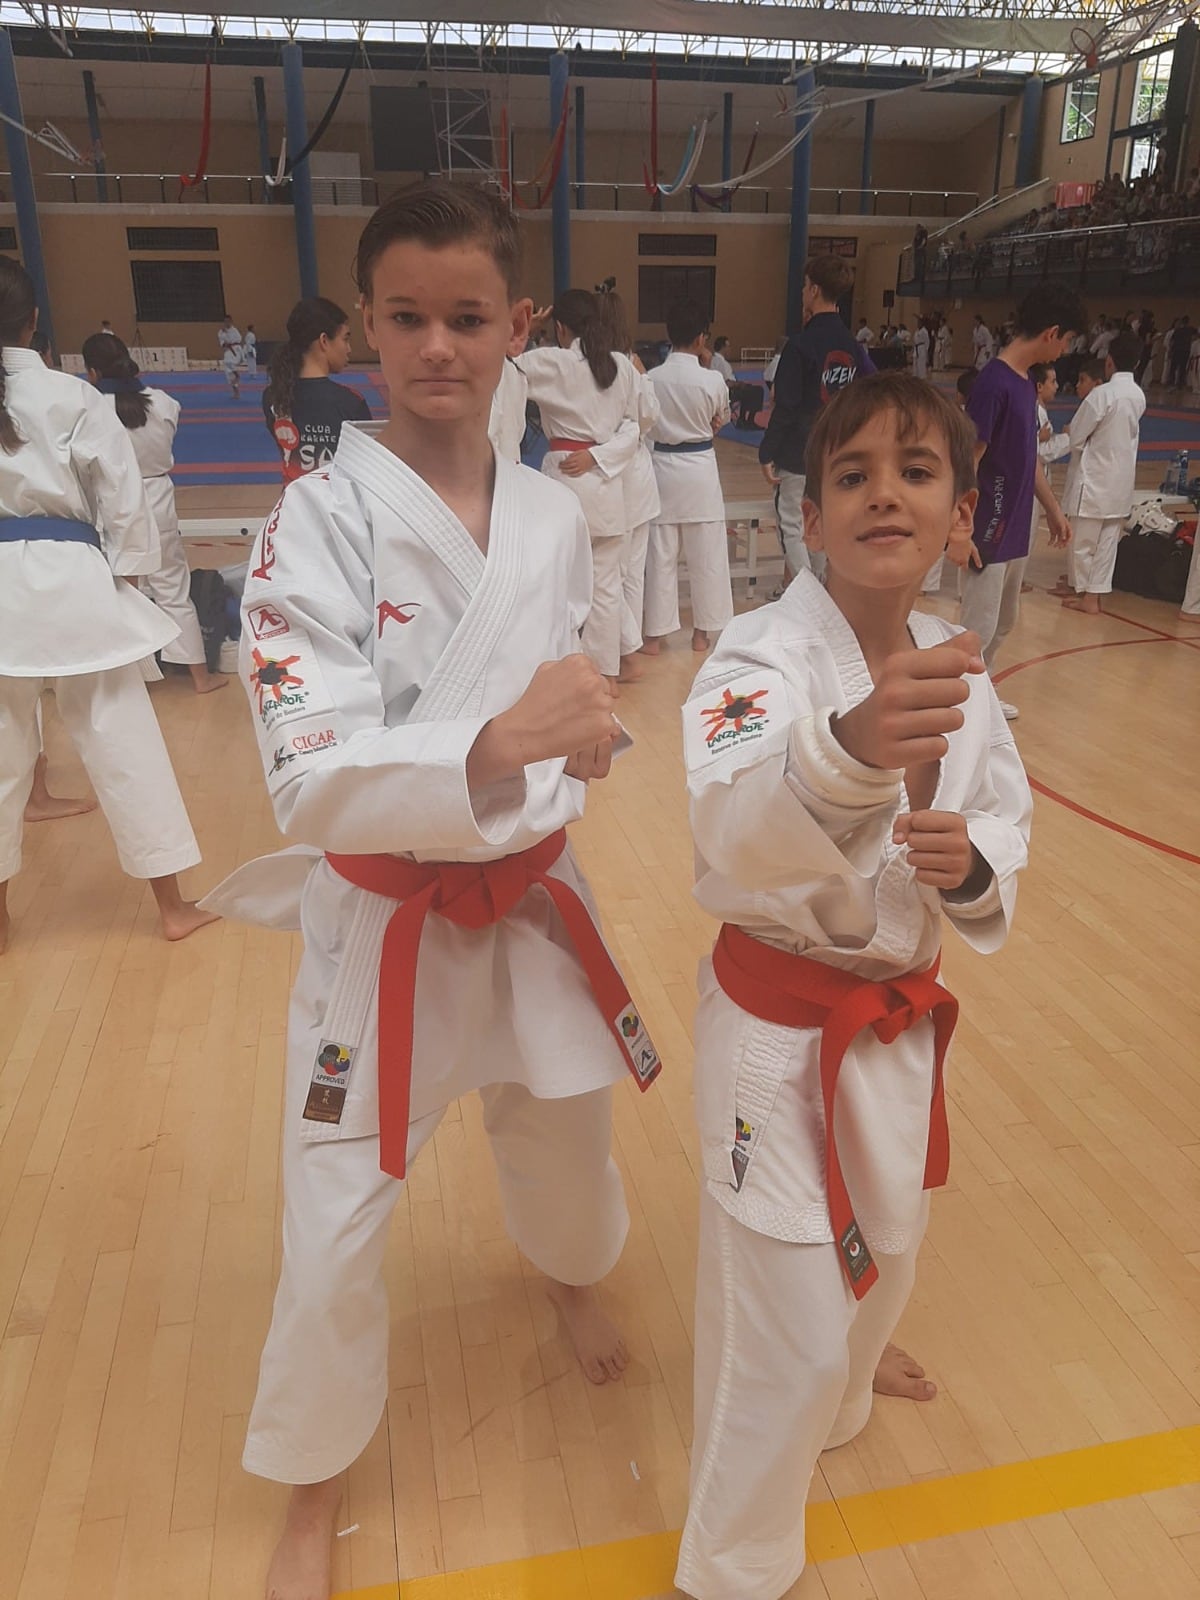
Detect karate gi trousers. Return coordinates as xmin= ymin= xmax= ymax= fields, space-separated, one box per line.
xmin=141 ymin=520 xmax=206 ymax=666
xmin=1071 ymin=516 xmax=1123 ymax=596
xmin=619 ymin=519 xmax=651 ymax=656
xmin=775 ymin=471 xmax=825 ymax=583
xmin=959 ymin=557 xmax=1027 ymax=673
xmin=244 ymin=1076 xmax=629 ymax=1484
xmin=644 ymin=521 xmax=734 ymax=639
xmin=675 ymin=1189 xmax=928 ymax=1600
xmin=581 ymin=533 xmax=625 ymax=677
xmin=0 ymin=663 xmax=200 ymax=882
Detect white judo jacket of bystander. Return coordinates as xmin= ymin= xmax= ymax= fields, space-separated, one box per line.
xmin=1062 ymin=370 xmax=1146 ymax=521
xmin=683 ymin=573 xmax=1032 ymax=1252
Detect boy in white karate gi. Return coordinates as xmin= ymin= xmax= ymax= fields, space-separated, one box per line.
xmin=203 ymin=183 xmax=660 ymax=1600
xmin=642 ymin=301 xmax=734 ymax=656
xmin=673 ymin=373 xmax=1032 ymax=1600
xmin=1061 ymin=330 xmax=1146 ymax=615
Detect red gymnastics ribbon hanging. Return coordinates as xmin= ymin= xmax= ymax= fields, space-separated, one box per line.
xmin=509 ymin=88 xmax=570 ymax=211
xmin=691 ymin=127 xmax=760 ymax=208
xmin=179 ymin=58 xmax=213 ymax=196
xmin=642 ymin=56 xmax=659 ymax=195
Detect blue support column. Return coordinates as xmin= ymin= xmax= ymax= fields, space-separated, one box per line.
xmin=1162 ymin=20 xmax=1199 ymax=189
xmin=1015 ymin=75 xmax=1044 ymax=190
xmin=550 ymin=51 xmax=571 ymax=301
xmin=721 ymin=91 xmax=734 ymax=211
xmin=786 ymin=66 xmax=815 ymax=335
xmin=574 ymin=84 xmax=585 ymax=210
xmin=282 ymin=42 xmax=319 ymax=300
xmin=0 ymin=29 xmax=55 ymax=356
xmin=82 ymin=69 xmax=108 ymax=202
xmin=859 ymin=98 xmax=875 ymax=214
xmin=253 ymin=75 xmax=272 ymax=201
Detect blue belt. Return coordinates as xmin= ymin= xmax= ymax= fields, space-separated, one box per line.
xmin=654 ymin=439 xmax=714 ymax=454
xmin=0 ymin=516 xmax=101 ymax=548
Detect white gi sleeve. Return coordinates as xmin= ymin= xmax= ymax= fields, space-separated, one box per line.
xmin=566 ymin=506 xmax=594 ymax=637
xmin=71 ymin=387 xmax=161 ymax=575
xmin=238 ymin=477 xmax=529 ymax=856
xmin=940 ymin=695 xmax=1032 ymax=952
xmin=684 ymin=650 xmax=903 ymax=892
xmin=709 ymin=371 xmax=732 ymax=431
xmin=1067 ymin=389 xmax=1103 ymax=453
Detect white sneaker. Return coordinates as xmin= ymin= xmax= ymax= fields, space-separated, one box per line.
xmin=999 ymin=700 xmax=1019 ymax=721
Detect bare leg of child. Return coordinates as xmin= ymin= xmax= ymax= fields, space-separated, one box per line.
xmin=150 ymin=874 xmax=220 ymax=942
xmin=187 ymin=662 xmax=228 ymax=695
xmin=1062 ymin=594 xmax=1103 ymax=614
xmin=691 ymin=629 xmax=711 ymax=653
xmin=23 ymin=753 xmax=97 ymax=822
xmin=0 ymin=880 xmax=9 ymax=956
xmin=547 ymin=1280 xmax=630 ymax=1385
xmin=618 ymin=653 xmax=645 ymax=683
xmin=265 ymin=1478 xmax=342 ymax=1600
xmin=640 ymin=636 xmax=664 ymax=657
xmin=873 ymin=1342 xmax=937 ymax=1402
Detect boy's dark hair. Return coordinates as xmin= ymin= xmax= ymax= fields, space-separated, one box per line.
xmin=1079 ymin=357 xmax=1106 ymax=384
xmin=355 ymin=180 xmax=523 ymax=300
xmin=666 ymin=299 xmax=710 ymax=349
xmin=804 ymin=372 xmax=977 ymax=507
xmin=1108 ymin=330 xmax=1141 ymax=372
xmin=804 ymin=254 xmax=855 ymax=303
xmin=1013 ymin=283 xmax=1088 ymax=341
xmin=0 ymin=256 xmax=35 ymax=451
xmin=713 ymin=335 xmax=729 ymax=353
xmin=956 ymin=367 xmax=978 ymax=400
xmin=1029 ymin=362 xmax=1049 ymax=386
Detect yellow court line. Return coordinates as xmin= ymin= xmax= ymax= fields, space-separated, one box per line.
xmin=337 ymin=1423 xmax=1200 ymax=1600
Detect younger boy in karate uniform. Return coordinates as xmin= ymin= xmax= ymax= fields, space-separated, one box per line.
xmin=203 ymin=184 xmax=660 ymax=1600
xmin=642 ymin=300 xmax=734 ymax=656
xmin=1061 ymin=329 xmax=1146 ymax=615
xmin=674 ymin=374 xmax=1031 ymax=1600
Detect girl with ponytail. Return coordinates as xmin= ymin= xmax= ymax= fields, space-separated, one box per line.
xmin=263 ymin=297 xmax=371 ymax=482
xmin=0 ymin=257 xmax=217 ymax=951
xmin=515 ymin=286 xmax=658 ymax=686
xmin=84 ymin=332 xmax=225 ymax=695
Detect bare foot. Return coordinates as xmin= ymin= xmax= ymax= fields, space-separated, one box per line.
xmin=0 ymin=908 xmax=9 ymax=957
xmin=639 ymin=637 xmax=663 ymax=657
xmin=1020 ymin=582 xmax=1034 ymax=594
xmin=618 ymin=653 xmax=645 ymax=683
xmin=1062 ymin=595 xmax=1102 ymax=614
xmin=159 ymin=902 xmax=221 ymax=943
xmin=188 ymin=666 xmax=229 ymax=694
xmin=1047 ymin=582 xmax=1075 ymax=597
xmin=266 ymin=1479 xmax=341 ymax=1600
xmin=25 ymin=791 xmax=97 ymax=822
xmin=873 ymin=1342 xmax=937 ymax=1402
xmin=547 ymin=1280 xmax=629 ymax=1384
xmin=691 ymin=629 xmax=711 ymax=653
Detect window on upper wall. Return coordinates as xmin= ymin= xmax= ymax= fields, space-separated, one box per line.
xmin=1061 ymin=75 xmax=1100 ymax=142
xmin=1132 ymin=49 xmax=1173 ymax=126
xmin=638 ymin=264 xmax=716 ymax=326
xmin=131 ymin=260 xmax=226 ymax=323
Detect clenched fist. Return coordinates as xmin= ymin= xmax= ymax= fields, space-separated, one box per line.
xmin=832 ymin=631 xmax=986 ymax=772
xmin=468 ymin=655 xmax=617 ymax=787
xmin=893 ymin=810 xmax=984 ymax=890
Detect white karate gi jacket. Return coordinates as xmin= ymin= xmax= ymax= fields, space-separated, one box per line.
xmin=206 ymin=424 xmax=630 ymax=1137
xmin=1037 ymin=401 xmax=1069 ymax=465
xmin=594 ymin=364 xmax=660 ymax=530
xmin=646 ymin=353 xmax=730 ymax=524
xmin=1062 ymin=371 xmax=1146 ymax=520
xmin=487 ymin=357 xmax=528 ymax=464
xmin=514 ymin=342 xmax=642 ymax=540
xmin=115 ymin=386 xmax=182 ymax=534
xmin=683 ymin=574 xmax=1031 ymax=1250
xmin=0 ymin=347 xmax=177 ymax=676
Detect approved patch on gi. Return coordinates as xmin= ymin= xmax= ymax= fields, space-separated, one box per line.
xmin=302 ymin=1038 xmax=356 ymax=1124
xmin=613 ymin=1004 xmax=661 ymax=1087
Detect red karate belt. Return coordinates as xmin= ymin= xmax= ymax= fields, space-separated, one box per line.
xmin=711 ymin=923 xmax=958 ymax=1300
xmin=325 ymin=829 xmax=660 ymax=1180
xmin=546 ymin=436 xmax=599 ymax=453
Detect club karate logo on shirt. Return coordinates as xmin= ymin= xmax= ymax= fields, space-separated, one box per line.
xmin=249 ymin=648 xmax=308 ymax=727
xmin=247 ymin=603 xmax=290 ymax=642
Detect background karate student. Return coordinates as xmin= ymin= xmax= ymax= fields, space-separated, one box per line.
xmin=84 ymin=332 xmax=226 ymax=694
xmin=642 ymin=300 xmax=733 ymax=657
xmin=263 ymin=297 xmax=371 ymax=481
xmin=1060 ymin=330 xmax=1146 ymax=615
xmin=0 ymin=258 xmax=216 ymax=953
xmin=675 ymin=374 xmax=1032 ymax=1600
xmin=204 ymin=184 xmax=656 ymax=1600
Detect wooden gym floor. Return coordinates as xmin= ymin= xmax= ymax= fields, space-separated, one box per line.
xmin=2 ymin=437 xmax=1200 ymax=1600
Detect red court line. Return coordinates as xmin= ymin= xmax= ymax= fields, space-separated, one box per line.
xmin=994 ymin=631 xmax=1200 ymax=865
xmin=174 ymin=462 xmax=280 ymax=476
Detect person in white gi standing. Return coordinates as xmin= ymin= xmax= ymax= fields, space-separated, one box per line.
xmin=642 ymin=301 xmax=734 ymax=657
xmin=242 ymin=323 xmax=258 ymax=376
xmin=83 ymin=332 xmax=226 ymax=694
xmin=972 ymin=314 xmax=994 ymax=371
xmin=675 ymin=374 xmax=1031 ymax=1600
xmin=515 ymin=289 xmax=642 ymax=686
xmin=200 ymin=184 xmax=660 ymax=1600
xmin=218 ymin=315 xmax=244 ymax=398
xmin=1061 ymin=329 xmax=1145 ymax=615
xmin=0 ymin=258 xmax=217 ymax=953
xmin=912 ymin=318 xmax=931 ymax=379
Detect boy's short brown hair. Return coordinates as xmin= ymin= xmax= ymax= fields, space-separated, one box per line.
xmin=355 ymin=180 xmax=523 ymax=300
xmin=804 ymin=254 xmax=855 ymax=303
xmin=804 ymin=372 xmax=978 ymax=505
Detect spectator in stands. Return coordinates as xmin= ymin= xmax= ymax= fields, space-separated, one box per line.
xmin=1168 ymin=315 xmax=1193 ymax=389
xmin=711 ymin=336 xmax=762 ymax=429
xmin=855 ymin=317 xmax=875 ymax=347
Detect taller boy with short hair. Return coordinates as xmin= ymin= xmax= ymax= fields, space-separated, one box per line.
xmin=642 ymin=300 xmax=734 ymax=655
xmin=950 ymin=283 xmax=1087 ymax=719
xmin=675 ymin=373 xmax=1032 ymax=1600
xmin=758 ymin=254 xmax=874 ymax=584
xmin=206 ymin=182 xmax=660 ymax=1600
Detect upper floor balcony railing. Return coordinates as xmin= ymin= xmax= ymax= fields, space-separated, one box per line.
xmin=898 ymin=212 xmax=1200 ymax=297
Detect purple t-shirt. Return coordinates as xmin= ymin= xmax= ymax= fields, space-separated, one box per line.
xmin=966 ymin=358 xmax=1038 ymax=565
